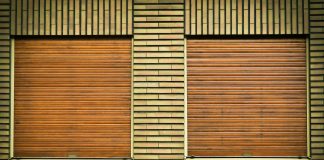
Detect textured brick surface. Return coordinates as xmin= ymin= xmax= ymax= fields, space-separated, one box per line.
xmin=0 ymin=0 xmax=10 ymax=159
xmin=310 ymin=1 xmax=324 ymax=160
xmin=133 ymin=0 xmax=185 ymax=159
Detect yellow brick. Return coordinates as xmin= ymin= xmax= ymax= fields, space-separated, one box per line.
xmin=145 ymin=64 xmax=172 ymax=69
xmin=147 ymin=52 xmax=172 ymax=57
xmin=134 ymin=58 xmax=158 ymax=63
xmin=134 ymin=53 xmax=147 ymax=57
xmin=134 ymin=88 xmax=147 ymax=93
xmin=159 ymin=82 xmax=184 ymax=87
xmin=147 ymin=76 xmax=172 ymax=81
xmin=158 ymin=142 xmax=184 ymax=147
xmin=172 ymin=40 xmax=184 ymax=45
xmin=159 ymin=22 xmax=184 ymax=27
xmin=134 ymin=82 xmax=159 ymax=87
xmin=159 ymin=58 xmax=184 ymax=63
xmin=134 ymin=70 xmax=159 ymax=76
xmin=134 ymin=124 xmax=147 ymax=129
xmin=172 ymin=76 xmax=185 ymax=81
xmin=172 ymin=64 xmax=184 ymax=69
xmin=134 ymin=35 xmax=159 ymax=39
xmin=133 ymin=155 xmax=159 ymax=159
xmin=134 ymin=118 xmax=159 ymax=123
xmin=134 ymin=22 xmax=158 ymax=28
xmin=134 ymin=77 xmax=147 ymax=81
xmin=146 ymin=112 xmax=172 ymax=117
xmin=147 ymin=137 xmax=172 ymax=142
xmin=146 ymin=124 xmax=172 ymax=129
xmin=134 ymin=130 xmax=159 ymax=136
xmin=133 ymin=148 xmax=147 ymax=153
xmin=134 ymin=106 xmax=159 ymax=111
xmin=159 ymin=70 xmax=184 ymax=75
xmin=158 ymin=155 xmax=184 ymax=159
xmin=158 ymin=11 xmax=184 ymax=15
xmin=134 ymin=142 xmax=159 ymax=147
xmin=159 ymin=46 xmax=184 ymax=51
xmin=134 ymin=11 xmax=159 ymax=15
xmin=159 ymin=94 xmax=184 ymax=99
xmin=134 ymin=94 xmax=159 ymax=99
xmin=146 ymin=148 xmax=172 ymax=153
xmin=159 ymin=106 xmax=184 ymax=111
xmin=159 ymin=118 xmax=184 ymax=124
xmin=134 ymin=17 xmax=147 ymax=21
xmin=147 ymin=88 xmax=172 ymax=93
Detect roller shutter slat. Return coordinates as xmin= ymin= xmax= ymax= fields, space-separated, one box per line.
xmin=14 ymin=39 xmax=131 ymax=158
xmin=187 ymin=39 xmax=307 ymax=157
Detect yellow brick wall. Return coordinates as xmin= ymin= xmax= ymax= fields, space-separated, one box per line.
xmin=0 ymin=1 xmax=11 ymax=159
xmin=310 ymin=1 xmax=324 ymax=160
xmin=133 ymin=0 xmax=185 ymax=159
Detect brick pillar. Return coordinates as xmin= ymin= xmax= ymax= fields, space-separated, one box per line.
xmin=0 ymin=0 xmax=11 ymax=159
xmin=132 ymin=0 xmax=185 ymax=159
xmin=310 ymin=1 xmax=324 ymax=160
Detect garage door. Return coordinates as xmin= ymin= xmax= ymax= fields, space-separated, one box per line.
xmin=187 ymin=39 xmax=307 ymax=156
xmin=14 ymin=39 xmax=131 ymax=158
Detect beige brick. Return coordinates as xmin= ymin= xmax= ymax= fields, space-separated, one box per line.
xmin=159 ymin=58 xmax=184 ymax=63
xmin=146 ymin=148 xmax=172 ymax=153
xmin=158 ymin=155 xmax=184 ymax=159
xmin=134 ymin=70 xmax=159 ymax=76
xmin=159 ymin=118 xmax=184 ymax=124
xmin=159 ymin=106 xmax=184 ymax=111
xmin=134 ymin=58 xmax=158 ymax=63
xmin=134 ymin=142 xmax=159 ymax=147
xmin=147 ymin=76 xmax=172 ymax=81
xmin=134 ymin=22 xmax=158 ymax=28
xmin=133 ymin=155 xmax=159 ymax=159
xmin=158 ymin=142 xmax=184 ymax=147
xmin=159 ymin=82 xmax=184 ymax=87
xmin=134 ymin=106 xmax=159 ymax=111
xmin=134 ymin=118 xmax=159 ymax=124
xmin=134 ymin=94 xmax=159 ymax=99
xmin=147 ymin=88 xmax=172 ymax=93
xmin=134 ymin=88 xmax=147 ymax=93
xmin=134 ymin=35 xmax=159 ymax=40
xmin=146 ymin=112 xmax=172 ymax=117
xmin=147 ymin=137 xmax=172 ymax=142
xmin=159 ymin=94 xmax=184 ymax=99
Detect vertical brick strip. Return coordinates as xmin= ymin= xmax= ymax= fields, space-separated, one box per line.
xmin=310 ymin=1 xmax=324 ymax=160
xmin=133 ymin=0 xmax=185 ymax=159
xmin=0 ymin=0 xmax=11 ymax=159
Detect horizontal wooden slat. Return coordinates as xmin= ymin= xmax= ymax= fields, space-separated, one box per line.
xmin=187 ymin=39 xmax=307 ymax=157
xmin=14 ymin=39 xmax=131 ymax=158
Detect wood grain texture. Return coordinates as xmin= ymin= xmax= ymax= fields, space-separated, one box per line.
xmin=14 ymin=39 xmax=131 ymax=158
xmin=187 ymin=39 xmax=307 ymax=156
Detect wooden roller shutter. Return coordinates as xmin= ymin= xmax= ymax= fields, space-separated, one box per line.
xmin=14 ymin=39 xmax=131 ymax=158
xmin=187 ymin=39 xmax=307 ymax=157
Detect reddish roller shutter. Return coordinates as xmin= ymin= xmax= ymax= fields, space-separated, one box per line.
xmin=187 ymin=39 xmax=307 ymax=156
xmin=14 ymin=39 xmax=131 ymax=158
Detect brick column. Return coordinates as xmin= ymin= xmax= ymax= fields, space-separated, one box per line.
xmin=132 ymin=0 xmax=185 ymax=159
xmin=310 ymin=1 xmax=324 ymax=160
xmin=0 ymin=0 xmax=11 ymax=159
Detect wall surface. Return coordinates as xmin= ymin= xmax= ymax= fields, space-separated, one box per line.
xmin=0 ymin=0 xmax=323 ymax=160
xmin=10 ymin=0 xmax=133 ymax=35
xmin=0 ymin=0 xmax=11 ymax=159
xmin=310 ymin=0 xmax=324 ymax=160
xmin=133 ymin=0 xmax=185 ymax=159
xmin=185 ymin=0 xmax=309 ymax=35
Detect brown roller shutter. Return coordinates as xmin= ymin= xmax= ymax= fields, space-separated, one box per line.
xmin=187 ymin=39 xmax=307 ymax=157
xmin=14 ymin=39 xmax=131 ymax=158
